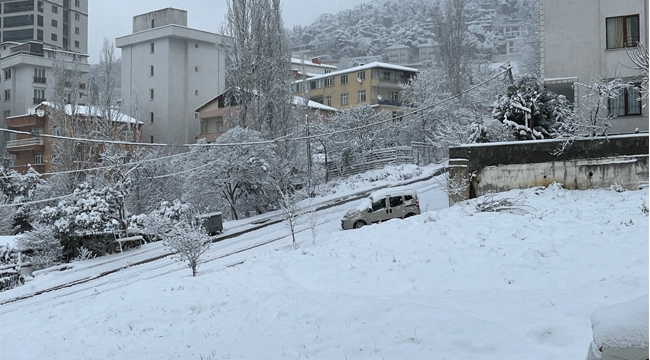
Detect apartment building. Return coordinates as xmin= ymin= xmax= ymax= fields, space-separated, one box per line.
xmin=294 ymin=61 xmax=417 ymax=120
xmin=291 ymin=57 xmax=337 ymax=78
xmin=6 ymin=102 xmax=140 ymax=174
xmin=541 ymin=0 xmax=649 ymax=134
xmin=116 ymin=8 xmax=229 ymax=145
xmin=0 ymin=0 xmax=89 ymax=153
xmin=384 ymin=44 xmax=415 ymax=65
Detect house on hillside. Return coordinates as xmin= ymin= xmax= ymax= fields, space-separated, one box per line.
xmin=194 ymin=91 xmax=337 ymax=143
xmin=384 ymin=44 xmax=415 ymax=65
xmin=541 ymin=0 xmax=649 ymax=134
xmin=293 ymin=61 xmax=417 ymax=121
xmin=5 ymin=102 xmax=142 ymax=174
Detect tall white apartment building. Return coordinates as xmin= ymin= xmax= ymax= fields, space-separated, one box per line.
xmin=0 ymin=0 xmax=90 ymax=153
xmin=116 ymin=8 xmax=229 ymax=145
xmin=541 ymin=0 xmax=648 ymax=134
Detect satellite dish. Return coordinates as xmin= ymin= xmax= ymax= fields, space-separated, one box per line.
xmin=377 ymin=94 xmax=382 ymax=100
xmin=36 ymin=109 xmax=45 ymax=118
xmin=357 ymin=77 xmax=363 ymax=83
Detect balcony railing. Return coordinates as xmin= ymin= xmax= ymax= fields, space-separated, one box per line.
xmin=33 ymin=97 xmax=46 ymax=104
xmin=33 ymin=76 xmax=46 ymax=84
xmin=6 ymin=137 xmax=43 ymax=149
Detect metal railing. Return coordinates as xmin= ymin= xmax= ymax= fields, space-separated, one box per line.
xmin=6 ymin=137 xmax=43 ymax=148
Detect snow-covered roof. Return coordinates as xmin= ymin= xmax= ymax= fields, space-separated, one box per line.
xmin=291 ymin=58 xmax=337 ymax=69
xmin=294 ymin=61 xmax=419 ymax=83
xmin=384 ymin=44 xmax=412 ymax=50
xmin=369 ymin=186 xmax=417 ymax=201
xmin=20 ymin=102 xmax=142 ymax=124
xmin=292 ymin=96 xmax=338 ymax=112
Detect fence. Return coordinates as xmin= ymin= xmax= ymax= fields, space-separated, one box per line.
xmin=325 ymin=142 xmax=439 ymax=179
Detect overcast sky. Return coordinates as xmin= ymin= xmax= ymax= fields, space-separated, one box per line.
xmin=88 ymin=0 xmax=367 ymax=63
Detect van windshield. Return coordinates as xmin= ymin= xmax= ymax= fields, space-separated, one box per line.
xmin=356 ymin=198 xmax=372 ymax=211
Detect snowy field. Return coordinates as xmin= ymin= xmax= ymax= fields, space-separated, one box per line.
xmin=0 ymin=172 xmax=647 ymax=359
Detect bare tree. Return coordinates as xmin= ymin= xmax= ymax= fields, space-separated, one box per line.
xmin=164 ymin=221 xmax=212 ymax=277
xmin=626 ymin=42 xmax=649 ymax=100
xmin=277 ymin=187 xmax=306 ymax=249
xmin=431 ymin=0 xmax=469 ymax=96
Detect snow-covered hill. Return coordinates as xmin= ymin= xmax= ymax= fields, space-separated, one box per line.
xmin=0 ymin=177 xmax=647 ymax=359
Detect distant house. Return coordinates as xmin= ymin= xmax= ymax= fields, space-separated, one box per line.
xmin=384 ymin=44 xmax=415 ymax=65
xmin=293 ymin=61 xmax=418 ymax=121
xmin=6 ymin=102 xmax=142 ymax=174
xmin=541 ymin=0 xmax=649 ymax=134
xmin=194 ymin=91 xmax=337 ymax=143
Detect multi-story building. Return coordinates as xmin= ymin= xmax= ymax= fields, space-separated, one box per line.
xmin=294 ymin=61 xmax=417 ymax=120
xmin=0 ymin=0 xmax=89 ymax=154
xmin=0 ymin=0 xmax=88 ymax=53
xmin=384 ymin=44 xmax=415 ymax=65
xmin=6 ymin=102 xmax=140 ymax=174
xmin=116 ymin=8 xmax=229 ymax=145
xmin=291 ymin=57 xmax=336 ymax=78
xmin=541 ymin=0 xmax=649 ymax=134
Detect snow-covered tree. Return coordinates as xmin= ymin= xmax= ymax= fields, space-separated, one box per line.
xmin=431 ymin=0 xmax=470 ymax=96
xmin=164 ymin=220 xmax=212 ymax=277
xmin=16 ymin=223 xmax=62 ymax=270
xmin=493 ymin=74 xmax=573 ymax=140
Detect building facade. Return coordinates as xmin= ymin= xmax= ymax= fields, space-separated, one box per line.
xmin=541 ymin=0 xmax=649 ymax=134
xmin=116 ymin=8 xmax=229 ymax=145
xmin=6 ymin=102 xmax=140 ymax=174
xmin=293 ymin=61 xmax=417 ymax=120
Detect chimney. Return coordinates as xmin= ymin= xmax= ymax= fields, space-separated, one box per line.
xmin=311 ymin=57 xmax=321 ymax=65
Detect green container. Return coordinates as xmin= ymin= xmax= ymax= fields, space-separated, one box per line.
xmin=197 ymin=212 xmax=223 ymax=235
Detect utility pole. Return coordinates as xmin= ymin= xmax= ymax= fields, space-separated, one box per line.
xmin=306 ymin=113 xmax=312 ymax=196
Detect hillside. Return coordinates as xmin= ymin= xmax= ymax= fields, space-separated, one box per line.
xmin=0 ymin=169 xmax=647 ymax=359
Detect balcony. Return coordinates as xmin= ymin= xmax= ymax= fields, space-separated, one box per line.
xmin=33 ymin=97 xmax=46 ymax=104
xmin=33 ymin=76 xmax=46 ymax=84
xmin=196 ymin=132 xmax=225 ymax=143
xmin=6 ymin=137 xmax=44 ymax=153
xmin=7 ymin=115 xmax=45 ymax=128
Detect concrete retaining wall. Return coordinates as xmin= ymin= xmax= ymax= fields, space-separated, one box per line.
xmin=448 ymin=135 xmax=649 ymax=205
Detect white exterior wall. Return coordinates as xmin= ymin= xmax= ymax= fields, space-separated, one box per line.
xmin=117 ymin=23 xmax=227 ymax=145
xmin=541 ymin=0 xmax=649 ymax=134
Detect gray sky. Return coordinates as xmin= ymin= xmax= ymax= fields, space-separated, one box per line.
xmin=88 ymin=0 xmax=367 ymax=63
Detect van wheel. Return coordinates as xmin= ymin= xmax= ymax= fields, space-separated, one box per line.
xmin=404 ymin=213 xmax=416 ymax=218
xmin=353 ymin=220 xmax=366 ymax=229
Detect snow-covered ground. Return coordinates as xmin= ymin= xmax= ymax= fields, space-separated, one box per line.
xmin=0 ymin=173 xmax=647 ymax=360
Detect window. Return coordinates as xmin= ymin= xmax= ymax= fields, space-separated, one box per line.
xmin=382 ymin=71 xmax=391 ymax=80
xmin=200 ymin=121 xmax=207 ymax=134
xmin=150 ymin=135 xmax=154 ymax=143
xmin=4 ymin=29 xmax=34 ymax=42
xmin=326 ymin=96 xmax=331 ymax=107
xmin=51 ymin=19 xmax=57 ymax=27
xmin=195 ymin=90 xmax=199 ymax=95
xmin=324 ymin=77 xmax=334 ymax=87
xmin=79 ymin=83 xmax=86 ymax=90
xmin=149 ymin=88 xmax=154 ymax=100
xmin=371 ymin=198 xmax=386 ymax=212
xmin=606 ymin=15 xmax=640 ymax=49
xmin=4 ymin=1 xmax=34 ymax=13
xmin=609 ymin=86 xmax=642 ymax=116
xmin=309 ymin=79 xmax=323 ymax=90
xmin=40 ymin=69 xmax=53 ymax=89
xmin=294 ymin=83 xmax=303 ymax=93
xmin=151 ymin=19 xmax=155 ymax=28
xmin=149 ymin=112 xmax=154 ymax=124
xmin=4 ymin=15 xmax=35 ymax=28
xmin=150 ymin=65 xmax=154 ymax=77
xmin=388 ymin=91 xmax=399 ymax=102
xmin=389 ymin=196 xmax=404 ymax=208
xmin=75 ymin=13 xmax=80 ymax=21
xmin=37 ymin=29 xmax=43 ymax=41
xmin=38 ymin=1 xmax=44 ymax=12
xmin=32 ymin=128 xmax=42 ymax=139
xmin=340 ymin=74 xmax=348 ymax=84
xmin=75 ymin=27 xmax=79 ymax=35
xmin=150 ymin=42 xmax=155 ymax=53
xmin=34 ymin=153 xmax=43 ymax=165
xmin=74 ymin=40 xmax=79 ymax=48
xmin=5 ymin=69 xmax=11 ymax=80
xmin=34 ymin=89 xmax=46 ymax=103
xmin=51 ymin=33 xmax=57 ymax=41
xmin=324 ymin=69 xmax=331 ymax=74
xmin=341 ymin=93 xmax=348 ymax=106
xmin=52 ymin=5 xmax=57 ymax=13
xmin=50 ymin=125 xmax=60 ymax=136
xmin=357 ymin=90 xmax=366 ymax=102
xmin=37 ymin=15 xmax=43 ymax=26
xmin=75 ymin=0 xmax=80 ymax=6
xmin=357 ymin=70 xmax=366 ymax=81
xmin=4 ymin=90 xmax=10 ymax=101
xmin=195 ymin=43 xmax=199 ymax=48
xmin=122 ymin=129 xmax=132 ymax=141
xmin=216 ymin=121 xmax=223 ymax=132
xmin=392 ymin=111 xmax=404 ymax=122
xmin=195 ymin=66 xmax=199 ymax=72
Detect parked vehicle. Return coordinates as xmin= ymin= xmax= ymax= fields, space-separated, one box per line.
xmin=341 ymin=187 xmax=420 ymax=230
